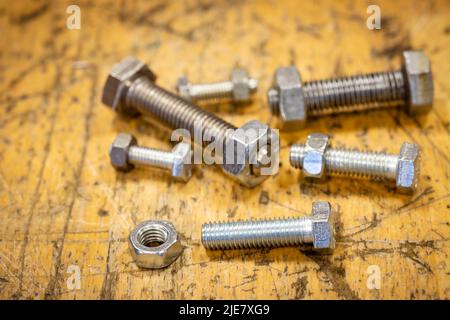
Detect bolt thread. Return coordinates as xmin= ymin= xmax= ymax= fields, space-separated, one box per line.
xmin=189 ymin=81 xmax=234 ymax=102
xmin=267 ymin=88 xmax=280 ymax=115
xmin=304 ymin=71 xmax=406 ymax=116
xmin=202 ymin=217 xmax=313 ymax=250
xmin=128 ymin=146 xmax=174 ymax=170
xmin=290 ymin=144 xmax=399 ymax=180
xmin=126 ymin=77 xmax=235 ymax=145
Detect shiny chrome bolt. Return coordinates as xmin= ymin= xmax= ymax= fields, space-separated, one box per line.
xmin=290 ymin=133 xmax=420 ymax=193
xmin=109 ymin=133 xmax=192 ymax=182
xmin=102 ymin=57 xmax=278 ymax=188
xmin=202 ymin=201 xmax=335 ymax=251
xmin=268 ymin=50 xmax=433 ymax=130
xmin=176 ymin=68 xmax=258 ymax=104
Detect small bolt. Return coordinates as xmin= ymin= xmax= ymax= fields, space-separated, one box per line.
xmin=176 ymin=67 xmax=258 ymax=104
xmin=290 ymin=133 xmax=421 ymax=193
xmin=202 ymin=201 xmax=335 ymax=251
xmin=109 ymin=133 xmax=192 ymax=182
xmin=268 ymin=50 xmax=433 ymax=129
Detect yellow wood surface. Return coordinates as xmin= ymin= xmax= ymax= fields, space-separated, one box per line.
xmin=1 ymin=0 xmax=449 ymax=300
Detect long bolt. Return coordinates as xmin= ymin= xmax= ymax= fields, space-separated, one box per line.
xmin=202 ymin=201 xmax=335 ymax=251
xmin=271 ymin=70 xmax=407 ymax=116
xmin=176 ymin=68 xmax=258 ymax=104
xmin=109 ymin=133 xmax=192 ymax=182
xmin=290 ymin=133 xmax=420 ymax=193
xmin=102 ymin=57 xmax=277 ymax=187
xmin=268 ymin=51 xmax=433 ymax=128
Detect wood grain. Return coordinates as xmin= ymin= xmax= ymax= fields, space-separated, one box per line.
xmin=0 ymin=0 xmax=449 ymax=300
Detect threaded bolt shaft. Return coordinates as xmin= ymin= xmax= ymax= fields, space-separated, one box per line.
xmin=128 ymin=145 xmax=176 ymax=170
xmin=269 ymin=70 xmax=406 ymax=117
xmin=290 ymin=145 xmax=399 ymax=180
xmin=202 ymin=201 xmax=335 ymax=250
xmin=202 ymin=217 xmax=313 ymax=249
xmin=289 ymin=133 xmax=421 ymax=192
xmin=127 ymin=77 xmax=235 ymax=146
xmin=188 ymin=81 xmax=235 ymax=101
xmin=176 ymin=68 xmax=258 ymax=104
xmin=303 ymin=71 xmax=406 ymax=116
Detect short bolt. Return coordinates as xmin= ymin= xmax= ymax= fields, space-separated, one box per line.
xmin=202 ymin=201 xmax=335 ymax=251
xmin=109 ymin=133 xmax=192 ymax=182
xmin=268 ymin=50 xmax=433 ymax=130
xmin=290 ymin=133 xmax=421 ymax=193
xmin=102 ymin=57 xmax=279 ymax=188
xmin=176 ymin=68 xmax=258 ymax=104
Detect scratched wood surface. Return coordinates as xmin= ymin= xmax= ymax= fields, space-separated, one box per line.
xmin=0 ymin=0 xmax=449 ymax=300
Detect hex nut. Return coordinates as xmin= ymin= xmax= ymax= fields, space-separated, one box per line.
xmin=231 ymin=68 xmax=257 ymax=102
xmin=222 ymin=120 xmax=279 ymax=188
xmin=311 ymin=201 xmax=335 ymax=250
xmin=102 ymin=56 xmax=156 ymax=116
xmin=109 ymin=133 xmax=137 ymax=172
xmin=302 ymin=133 xmax=330 ymax=178
xmin=129 ymin=220 xmax=183 ymax=269
xmin=270 ymin=66 xmax=307 ymax=130
xmin=171 ymin=142 xmax=192 ymax=181
xmin=396 ymin=142 xmax=420 ymax=193
xmin=402 ymin=51 xmax=433 ymax=115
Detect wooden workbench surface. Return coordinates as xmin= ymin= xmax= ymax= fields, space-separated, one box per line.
xmin=1 ymin=0 xmax=449 ymax=300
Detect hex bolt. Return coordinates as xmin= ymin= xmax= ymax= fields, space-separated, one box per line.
xmin=268 ymin=50 xmax=433 ymax=130
xmin=202 ymin=201 xmax=335 ymax=251
xmin=290 ymin=133 xmax=421 ymax=193
xmin=102 ymin=57 xmax=279 ymax=188
xmin=109 ymin=133 xmax=192 ymax=182
xmin=176 ymin=68 xmax=258 ymax=104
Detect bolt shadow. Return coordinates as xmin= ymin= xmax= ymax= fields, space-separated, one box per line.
xmin=201 ymin=244 xmax=336 ymax=268
xmin=291 ymin=175 xmax=420 ymax=205
xmin=270 ymin=107 xmax=428 ymax=143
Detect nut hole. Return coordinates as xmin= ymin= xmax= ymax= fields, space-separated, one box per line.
xmin=137 ymin=227 xmax=169 ymax=248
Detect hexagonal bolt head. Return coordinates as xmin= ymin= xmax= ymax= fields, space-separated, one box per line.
xmin=402 ymin=50 xmax=433 ymax=115
xmin=109 ymin=133 xmax=137 ymax=172
xmin=222 ymin=120 xmax=280 ymax=188
xmin=102 ymin=56 xmax=156 ymax=116
xmin=171 ymin=142 xmax=192 ymax=182
xmin=129 ymin=220 xmax=183 ymax=269
xmin=176 ymin=76 xmax=191 ymax=101
xmin=396 ymin=142 xmax=420 ymax=193
xmin=311 ymin=201 xmax=335 ymax=250
xmin=231 ymin=68 xmax=258 ymax=102
xmin=269 ymin=66 xmax=307 ymax=130
xmin=302 ymin=133 xmax=330 ymax=178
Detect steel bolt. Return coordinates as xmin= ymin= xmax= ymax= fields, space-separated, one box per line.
xmin=202 ymin=201 xmax=335 ymax=251
xmin=268 ymin=50 xmax=433 ymax=130
xmin=109 ymin=133 xmax=192 ymax=182
xmin=102 ymin=57 xmax=279 ymax=188
xmin=176 ymin=68 xmax=258 ymax=104
xmin=290 ymin=133 xmax=421 ymax=193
